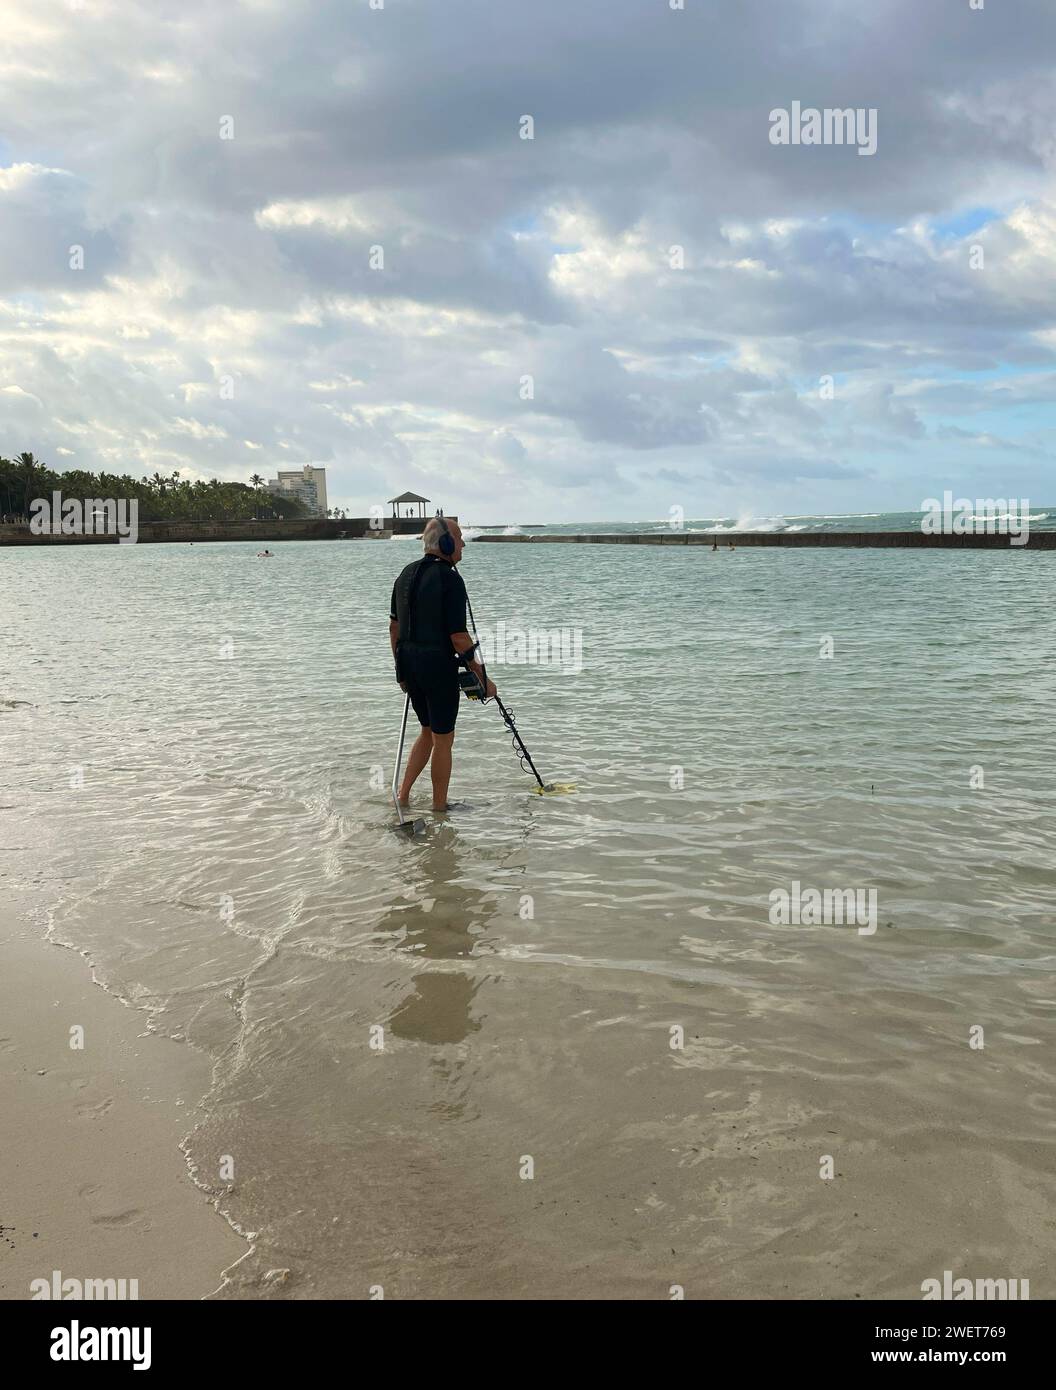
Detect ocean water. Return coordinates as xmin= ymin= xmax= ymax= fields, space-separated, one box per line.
xmin=2 ymin=533 xmax=1055 ymax=1298
xmin=463 ymin=506 xmax=1056 ymax=537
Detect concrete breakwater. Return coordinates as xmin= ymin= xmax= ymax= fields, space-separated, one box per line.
xmin=475 ymin=530 xmax=1056 ymax=549
xmin=0 ymin=516 xmax=450 ymax=546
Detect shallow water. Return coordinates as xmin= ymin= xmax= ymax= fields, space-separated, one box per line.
xmin=2 ymin=538 xmax=1054 ymax=1298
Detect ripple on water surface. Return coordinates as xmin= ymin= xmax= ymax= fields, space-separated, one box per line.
xmin=1 ymin=541 xmax=1054 ymax=1296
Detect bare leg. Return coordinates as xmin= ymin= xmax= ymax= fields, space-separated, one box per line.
xmin=430 ymin=731 xmax=455 ymax=810
xmin=398 ymin=726 xmax=433 ymax=804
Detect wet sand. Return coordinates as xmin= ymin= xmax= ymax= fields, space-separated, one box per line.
xmin=194 ymin=920 xmax=1054 ymax=1300
xmin=0 ymin=893 xmax=245 ymax=1301
xmin=2 ymin=879 xmax=1051 ymax=1301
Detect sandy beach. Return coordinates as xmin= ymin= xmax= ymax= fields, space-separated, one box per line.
xmin=0 ymin=889 xmax=245 ymax=1301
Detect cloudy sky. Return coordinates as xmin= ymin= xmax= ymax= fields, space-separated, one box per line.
xmin=2 ymin=0 xmax=1055 ymax=522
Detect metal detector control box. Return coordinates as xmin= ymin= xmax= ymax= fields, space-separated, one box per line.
xmin=458 ymin=669 xmax=486 ymax=700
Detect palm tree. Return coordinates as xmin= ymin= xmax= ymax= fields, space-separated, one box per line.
xmin=248 ymin=473 xmax=264 ymax=519
xmin=17 ymin=451 xmax=42 ymax=516
xmin=0 ymin=457 xmax=13 ymax=517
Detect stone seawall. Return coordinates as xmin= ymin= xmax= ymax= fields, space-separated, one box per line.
xmin=0 ymin=516 xmax=452 ymax=546
xmin=474 ymin=530 xmax=1054 ymax=549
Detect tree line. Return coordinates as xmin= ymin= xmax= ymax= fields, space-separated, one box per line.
xmin=0 ymin=454 xmax=310 ymax=524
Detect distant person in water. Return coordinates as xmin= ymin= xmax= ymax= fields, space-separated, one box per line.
xmin=389 ymin=518 xmax=495 ymax=812
xmin=257 ymin=549 xmax=273 ymax=557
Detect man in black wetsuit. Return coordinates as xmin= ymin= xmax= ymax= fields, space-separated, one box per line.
xmin=388 ymin=518 xmax=496 ymax=811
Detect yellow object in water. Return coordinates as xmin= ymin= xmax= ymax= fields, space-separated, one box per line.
xmin=530 ymin=782 xmax=577 ymax=796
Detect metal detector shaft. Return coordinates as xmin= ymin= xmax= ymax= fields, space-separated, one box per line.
xmin=391 ymin=693 xmax=411 ymax=825
xmin=492 ymin=695 xmax=547 ymax=790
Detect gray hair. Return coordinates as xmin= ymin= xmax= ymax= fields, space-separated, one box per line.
xmin=422 ymin=517 xmax=445 ymax=551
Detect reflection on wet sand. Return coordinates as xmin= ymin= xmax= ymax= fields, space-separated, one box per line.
xmin=380 ymin=828 xmax=499 ymax=1045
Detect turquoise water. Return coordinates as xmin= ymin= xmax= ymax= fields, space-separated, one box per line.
xmin=2 ymin=536 xmax=1054 ymax=1297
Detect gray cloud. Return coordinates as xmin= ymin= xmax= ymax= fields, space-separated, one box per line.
xmin=1 ymin=0 xmax=1055 ymax=519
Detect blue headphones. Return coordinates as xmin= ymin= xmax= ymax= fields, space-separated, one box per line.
xmin=436 ymin=515 xmax=455 ymax=557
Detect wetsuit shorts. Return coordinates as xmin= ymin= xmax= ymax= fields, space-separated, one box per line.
xmin=399 ymin=645 xmax=460 ymax=736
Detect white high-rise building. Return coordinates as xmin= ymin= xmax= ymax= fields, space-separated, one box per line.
xmin=267 ymin=465 xmax=328 ymax=517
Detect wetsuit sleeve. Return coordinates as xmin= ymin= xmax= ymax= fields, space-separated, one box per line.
xmin=443 ymin=568 xmax=468 ymax=635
